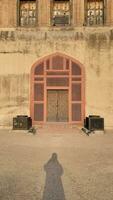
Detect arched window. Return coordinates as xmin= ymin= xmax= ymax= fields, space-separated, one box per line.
xmin=85 ymin=0 xmax=105 ymax=26
xmin=19 ymin=0 xmax=37 ymax=27
xmin=51 ymin=0 xmax=71 ymax=26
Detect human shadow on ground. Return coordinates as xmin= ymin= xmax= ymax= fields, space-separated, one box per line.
xmin=42 ymin=153 xmax=65 ymax=200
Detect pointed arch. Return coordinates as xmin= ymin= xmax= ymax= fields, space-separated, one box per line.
xmin=30 ymin=52 xmax=85 ymax=125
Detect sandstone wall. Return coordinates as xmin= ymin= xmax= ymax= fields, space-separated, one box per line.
xmin=0 ymin=0 xmax=113 ymax=27
xmin=0 ymin=28 xmax=113 ymax=128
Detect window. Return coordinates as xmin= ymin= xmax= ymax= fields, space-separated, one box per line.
xmin=19 ymin=0 xmax=36 ymax=27
xmin=51 ymin=0 xmax=71 ymax=26
xmin=85 ymin=0 xmax=104 ymax=26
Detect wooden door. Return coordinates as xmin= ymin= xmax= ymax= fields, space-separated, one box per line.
xmin=47 ymin=90 xmax=58 ymax=122
xmin=47 ymin=90 xmax=68 ymax=122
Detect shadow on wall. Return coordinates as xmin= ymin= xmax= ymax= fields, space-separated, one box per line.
xmin=42 ymin=153 xmax=65 ymax=200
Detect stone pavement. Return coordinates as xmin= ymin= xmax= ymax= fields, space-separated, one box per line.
xmin=0 ymin=127 xmax=113 ymax=200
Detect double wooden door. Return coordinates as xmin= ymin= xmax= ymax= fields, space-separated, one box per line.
xmin=47 ymin=90 xmax=68 ymax=122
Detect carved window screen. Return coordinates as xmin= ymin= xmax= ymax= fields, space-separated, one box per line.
xmin=72 ymin=62 xmax=81 ymax=75
xmin=52 ymin=56 xmax=63 ymax=70
xmin=34 ymin=84 xmax=44 ymax=101
xmin=19 ymin=0 xmax=36 ymax=26
xmin=72 ymin=104 xmax=81 ymax=121
xmin=47 ymin=78 xmax=69 ymax=86
xmin=86 ymin=0 xmax=104 ymax=26
xmin=72 ymin=84 xmax=81 ymax=101
xmin=34 ymin=104 xmax=44 ymax=121
xmin=35 ymin=63 xmax=44 ymax=75
xmin=47 ymin=71 xmax=69 ymax=75
xmin=51 ymin=0 xmax=70 ymax=26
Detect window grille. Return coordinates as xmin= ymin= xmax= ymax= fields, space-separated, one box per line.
xmin=19 ymin=0 xmax=36 ymax=26
xmin=51 ymin=0 xmax=70 ymax=26
xmin=86 ymin=0 xmax=104 ymax=26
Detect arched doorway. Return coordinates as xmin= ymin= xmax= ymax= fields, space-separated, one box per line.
xmin=30 ymin=53 xmax=85 ymax=125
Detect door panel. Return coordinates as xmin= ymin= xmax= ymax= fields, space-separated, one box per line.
xmin=47 ymin=91 xmax=58 ymax=122
xmin=58 ymin=90 xmax=68 ymax=122
xmin=47 ymin=90 xmax=68 ymax=122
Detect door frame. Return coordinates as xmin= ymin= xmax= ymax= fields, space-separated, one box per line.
xmin=30 ymin=52 xmax=85 ymax=125
xmin=47 ymin=89 xmax=69 ymax=122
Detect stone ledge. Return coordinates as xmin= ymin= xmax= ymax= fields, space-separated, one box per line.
xmin=0 ymin=27 xmax=113 ymax=41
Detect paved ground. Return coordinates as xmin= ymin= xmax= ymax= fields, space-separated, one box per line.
xmin=0 ymin=126 xmax=113 ymax=200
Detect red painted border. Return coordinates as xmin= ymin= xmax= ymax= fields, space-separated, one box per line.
xmin=30 ymin=52 xmax=85 ymax=125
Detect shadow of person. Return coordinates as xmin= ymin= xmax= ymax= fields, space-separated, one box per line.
xmin=42 ymin=153 xmax=66 ymax=200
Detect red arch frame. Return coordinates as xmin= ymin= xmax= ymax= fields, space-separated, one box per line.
xmin=30 ymin=52 xmax=85 ymax=125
